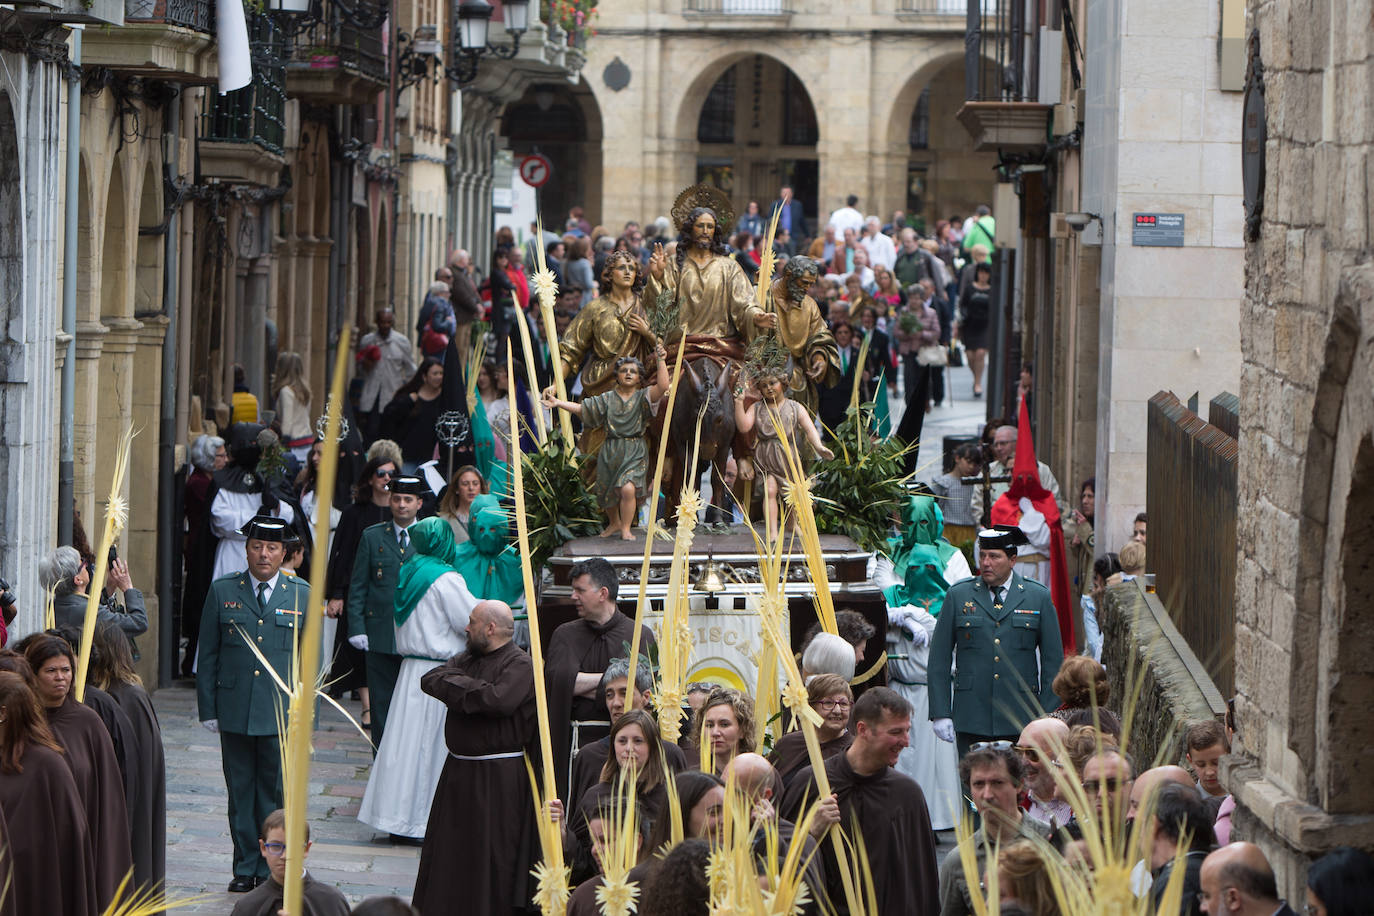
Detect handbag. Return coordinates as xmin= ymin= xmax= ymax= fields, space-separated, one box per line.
xmin=947 ymin=341 xmax=965 ymax=367
xmin=421 ymin=319 xmax=449 ymax=356
xmin=917 ymin=344 xmax=949 ymax=367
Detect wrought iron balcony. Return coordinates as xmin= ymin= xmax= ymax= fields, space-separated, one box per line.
xmin=284 ymin=0 xmax=389 ymax=105
xmin=200 ymin=13 xmax=287 ymax=179
xmin=124 ymin=0 xmax=211 ymax=31
xmin=682 ymin=0 xmax=794 ymax=15
xmin=956 ymin=0 xmax=1053 ymax=152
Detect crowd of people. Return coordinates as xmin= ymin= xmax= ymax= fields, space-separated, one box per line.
xmin=3 ymin=192 xmax=1367 ymax=916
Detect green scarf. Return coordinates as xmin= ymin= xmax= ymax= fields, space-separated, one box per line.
xmin=887 ymin=495 xmax=960 ymax=613
xmin=393 ymin=516 xmax=460 ymax=626
xmin=452 ymin=494 xmax=524 ymax=606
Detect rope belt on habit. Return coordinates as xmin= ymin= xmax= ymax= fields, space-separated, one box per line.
xmin=889 ymin=677 xmax=927 ymax=687
xmin=450 ymin=750 xmax=524 ymax=761
xmin=403 ymin=654 xmax=448 ymax=663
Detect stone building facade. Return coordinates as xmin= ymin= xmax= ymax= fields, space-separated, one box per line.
xmin=572 ymin=0 xmax=998 ymax=231
xmin=1226 ymin=0 xmax=1374 ymax=898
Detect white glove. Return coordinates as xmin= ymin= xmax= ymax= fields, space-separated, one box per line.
xmin=905 ymin=619 xmax=931 ymax=649
xmin=886 ymin=606 xmax=907 ymax=628
xmin=932 ymin=718 xmax=955 ymax=743
xmin=201 ymin=719 xmax=219 ymax=734
xmin=348 ymin=634 xmax=370 ymax=652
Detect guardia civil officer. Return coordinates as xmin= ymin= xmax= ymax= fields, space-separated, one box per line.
xmin=928 ymin=526 xmax=1063 ymax=759
xmin=197 ymin=515 xmax=311 ymax=892
xmin=345 ymin=474 xmax=424 ymax=751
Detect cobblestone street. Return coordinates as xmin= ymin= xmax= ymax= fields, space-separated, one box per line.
xmin=157 ymin=685 xmax=419 ymax=913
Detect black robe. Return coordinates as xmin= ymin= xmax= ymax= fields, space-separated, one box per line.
xmin=324 ymin=500 xmax=391 ymax=691
xmin=568 ymin=734 xmax=687 ymax=817
xmin=414 ymin=641 xmax=538 ymax=916
xmin=107 ymin=681 xmax=166 ymax=892
xmin=0 ymin=743 xmax=96 ymax=916
xmin=47 ymin=693 xmax=134 ymax=911
xmin=544 ymin=611 xmax=657 ymax=799
xmin=228 ymin=872 xmax=350 ymax=916
xmin=780 ymin=752 xmax=940 ymax=916
xmin=768 ymin=728 xmax=853 ymax=791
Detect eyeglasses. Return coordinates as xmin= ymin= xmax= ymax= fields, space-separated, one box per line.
xmin=374 ymin=468 xmax=394 ymax=478
xmin=262 ymin=842 xmax=287 ymax=856
xmin=969 ymin=740 xmax=1014 ymax=752
xmin=1082 ymin=777 xmax=1125 ymax=794
xmin=816 ymin=699 xmax=852 ymax=712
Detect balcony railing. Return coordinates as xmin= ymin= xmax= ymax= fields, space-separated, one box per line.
xmin=125 ymin=0 xmax=211 ymax=31
xmin=286 ymin=0 xmax=387 ymax=84
xmin=897 ymin=0 xmax=978 ymax=12
xmin=202 ymin=13 xmax=286 ymax=155
xmin=966 ymin=0 xmax=1041 ymax=102
xmin=683 ymin=0 xmax=794 ymax=14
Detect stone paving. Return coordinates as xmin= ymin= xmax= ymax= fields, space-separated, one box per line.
xmin=157 ymin=684 xmax=419 ymax=914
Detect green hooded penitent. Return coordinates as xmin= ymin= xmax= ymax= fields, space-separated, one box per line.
xmin=884 ymin=494 xmax=960 ymax=612
xmin=393 ymin=516 xmax=460 ymax=626
xmin=451 ymin=494 xmax=524 ymax=606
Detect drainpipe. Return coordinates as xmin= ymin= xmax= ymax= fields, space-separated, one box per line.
xmin=58 ymin=27 xmax=82 ymax=546
xmin=156 ymin=84 xmax=182 ymax=687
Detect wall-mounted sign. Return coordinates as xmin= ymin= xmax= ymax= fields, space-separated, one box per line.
xmin=1132 ymin=212 xmax=1185 ymax=247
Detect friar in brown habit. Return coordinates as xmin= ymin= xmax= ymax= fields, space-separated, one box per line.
xmin=781 ymin=687 xmax=941 ymax=916
xmin=413 ymin=599 xmax=539 ymax=916
xmin=22 ymin=635 xmax=132 ymax=911
xmin=544 ymin=558 xmax=655 ymax=799
xmin=0 ymin=669 xmax=95 ymax=916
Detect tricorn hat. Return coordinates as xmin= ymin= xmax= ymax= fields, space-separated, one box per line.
xmin=387 ymin=475 xmax=429 ymax=497
xmin=671 ymin=183 xmax=735 ymax=236
xmin=977 ymin=525 xmax=1027 ymax=555
xmin=238 ymin=515 xmax=292 ymax=542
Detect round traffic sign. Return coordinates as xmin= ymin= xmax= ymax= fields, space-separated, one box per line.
xmin=519 ymin=153 xmax=552 ymax=188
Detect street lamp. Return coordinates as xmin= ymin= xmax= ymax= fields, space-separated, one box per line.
xmin=448 ymin=0 xmax=530 ymax=84
xmin=455 ymin=0 xmax=493 ymax=52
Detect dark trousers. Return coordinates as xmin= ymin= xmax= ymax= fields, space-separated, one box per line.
xmin=220 ymin=731 xmax=283 ymax=879
xmin=365 ymin=650 xmax=403 ymax=753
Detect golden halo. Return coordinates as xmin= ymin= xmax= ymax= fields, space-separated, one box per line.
xmin=671 ymin=183 xmax=736 ymax=236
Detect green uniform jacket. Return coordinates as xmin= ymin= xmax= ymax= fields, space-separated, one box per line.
xmin=346 ymin=522 xmax=412 ymax=655
xmin=928 ymin=571 xmax=1063 ymax=737
xmin=197 ymin=572 xmax=311 ymax=735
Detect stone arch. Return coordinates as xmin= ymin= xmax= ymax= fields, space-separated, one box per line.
xmin=881 ymin=51 xmax=1001 ymax=228
xmin=1295 ymin=263 xmax=1374 ymax=813
xmin=667 ymin=50 xmax=824 ymax=230
xmin=134 ymin=161 xmax=162 ymax=314
xmin=1332 ymin=434 xmax=1374 ymax=812
xmin=668 ymin=48 xmax=824 ymax=148
xmin=100 ymin=157 xmax=129 ymax=320
xmin=500 ymin=76 xmax=604 ymax=226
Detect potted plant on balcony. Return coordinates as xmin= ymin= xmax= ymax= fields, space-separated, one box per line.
xmin=307 ymin=44 xmax=340 ymax=67
xmin=544 ymin=0 xmax=595 ymax=46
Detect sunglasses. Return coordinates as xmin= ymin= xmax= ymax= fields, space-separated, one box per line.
xmin=374 ymin=468 xmax=395 ymax=478
xmin=969 ymin=740 xmax=1014 ymax=752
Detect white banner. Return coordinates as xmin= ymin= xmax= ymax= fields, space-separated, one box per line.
xmin=647 ymin=596 xmax=786 ymax=693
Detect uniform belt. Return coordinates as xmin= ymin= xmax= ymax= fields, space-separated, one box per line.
xmin=403 ymin=654 xmax=448 ymax=663
xmin=450 ymin=750 xmax=524 ymax=761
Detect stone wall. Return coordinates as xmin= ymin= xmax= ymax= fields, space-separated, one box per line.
xmin=1099 ymin=580 xmax=1227 ymax=769
xmin=1232 ymin=0 xmax=1374 ymax=898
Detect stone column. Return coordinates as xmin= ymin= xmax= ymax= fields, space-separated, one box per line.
xmin=130 ymin=316 xmax=167 ymax=685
